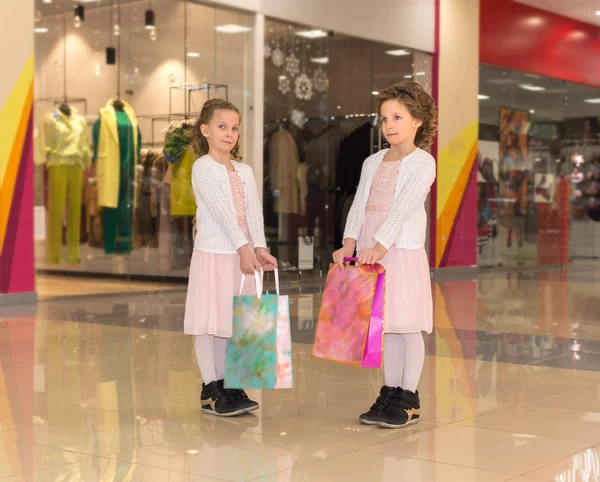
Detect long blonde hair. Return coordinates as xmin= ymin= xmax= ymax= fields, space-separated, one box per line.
xmin=190 ymin=99 xmax=242 ymax=161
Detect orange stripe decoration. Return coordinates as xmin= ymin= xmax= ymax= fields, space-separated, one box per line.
xmin=435 ymin=120 xmax=478 ymax=267
xmin=0 ymin=83 xmax=33 ymax=256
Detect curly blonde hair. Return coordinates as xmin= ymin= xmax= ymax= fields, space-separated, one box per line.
xmin=376 ymin=81 xmax=438 ymax=151
xmin=190 ymin=99 xmax=243 ymax=161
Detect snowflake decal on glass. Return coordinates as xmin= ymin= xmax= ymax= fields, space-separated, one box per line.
xmin=285 ymin=53 xmax=300 ymax=77
xmin=278 ymin=76 xmax=291 ymax=95
xmin=264 ymin=45 xmax=272 ymax=59
xmin=295 ymin=74 xmax=313 ymax=101
xmin=272 ymin=48 xmax=285 ymax=67
xmin=312 ymin=68 xmax=329 ymax=93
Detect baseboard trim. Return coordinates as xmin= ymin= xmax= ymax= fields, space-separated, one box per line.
xmin=0 ymin=292 xmax=38 ymax=307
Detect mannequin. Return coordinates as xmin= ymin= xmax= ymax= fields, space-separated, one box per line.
xmin=92 ymin=98 xmax=141 ymax=255
xmin=38 ymin=104 xmax=91 ymax=264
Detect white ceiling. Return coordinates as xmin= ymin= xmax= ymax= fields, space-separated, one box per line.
xmin=513 ymin=0 xmax=600 ymax=26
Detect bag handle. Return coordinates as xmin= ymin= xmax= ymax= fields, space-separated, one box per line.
xmin=273 ymin=268 xmax=280 ymax=296
xmin=343 ymin=257 xmax=358 ymax=262
xmin=239 ymin=270 xmax=264 ymax=298
xmin=239 ymin=269 xmax=281 ymax=297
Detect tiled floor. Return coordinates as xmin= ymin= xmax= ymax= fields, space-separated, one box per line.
xmin=1 ymin=265 xmax=600 ymax=481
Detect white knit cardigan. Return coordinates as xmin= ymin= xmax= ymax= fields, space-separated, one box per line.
xmin=192 ymin=155 xmax=267 ymax=254
xmin=343 ymin=147 xmax=436 ymax=250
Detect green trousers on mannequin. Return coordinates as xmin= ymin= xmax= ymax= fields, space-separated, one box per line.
xmin=103 ymin=166 xmax=133 ymax=254
xmin=47 ymin=165 xmax=83 ymax=264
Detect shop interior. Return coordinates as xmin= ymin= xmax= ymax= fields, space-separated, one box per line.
xmin=33 ymin=0 xmax=432 ymax=285
xmin=34 ymin=0 xmax=254 ymax=283
xmin=262 ymin=18 xmax=432 ymax=274
xmin=477 ymin=64 xmax=600 ymax=268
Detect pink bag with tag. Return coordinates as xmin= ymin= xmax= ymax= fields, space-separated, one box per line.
xmin=312 ymin=257 xmax=385 ymax=368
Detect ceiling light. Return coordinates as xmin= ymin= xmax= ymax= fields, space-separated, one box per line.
xmin=34 ymin=27 xmax=49 ymax=33
xmin=372 ymin=91 xmax=379 ymax=96
xmin=478 ymin=95 xmax=490 ymax=100
xmin=525 ymin=16 xmax=544 ymax=27
xmin=529 ymin=109 xmax=535 ymax=114
xmin=386 ymin=49 xmax=410 ymax=56
xmin=187 ymin=52 xmax=200 ymax=58
xmin=524 ymin=73 xmax=541 ymax=79
xmin=596 ymin=10 xmax=600 ymax=16
xmin=414 ymin=72 xmax=426 ymax=77
xmin=145 ymin=9 xmax=156 ymax=30
xmin=584 ymin=98 xmax=600 ymax=104
xmin=215 ymin=24 xmax=252 ymax=34
xmin=74 ymin=5 xmax=85 ymax=21
xmin=295 ymin=29 xmax=327 ymax=39
xmin=310 ymin=57 xmax=329 ymax=64
xmin=519 ymin=84 xmax=545 ymax=92
xmin=43 ymin=0 xmax=52 ymax=3
xmin=404 ymin=74 xmax=413 ymax=79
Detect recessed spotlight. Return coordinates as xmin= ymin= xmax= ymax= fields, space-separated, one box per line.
xmin=519 ymin=84 xmax=545 ymax=92
xmin=215 ymin=24 xmax=252 ymax=34
xmin=414 ymin=72 xmax=426 ymax=77
xmin=386 ymin=49 xmax=410 ymax=56
xmin=43 ymin=0 xmax=52 ymax=3
xmin=596 ymin=10 xmax=600 ymax=16
xmin=529 ymin=109 xmax=535 ymax=114
xmin=145 ymin=9 xmax=156 ymax=30
xmin=478 ymin=95 xmax=490 ymax=100
xmin=187 ymin=52 xmax=200 ymax=58
xmin=584 ymin=98 xmax=600 ymax=104
xmin=295 ymin=29 xmax=327 ymax=39
xmin=372 ymin=91 xmax=379 ymax=96
xmin=35 ymin=27 xmax=49 ymax=33
xmin=404 ymin=74 xmax=413 ymax=79
xmin=310 ymin=57 xmax=329 ymax=64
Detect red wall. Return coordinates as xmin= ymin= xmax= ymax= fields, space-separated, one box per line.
xmin=481 ymin=0 xmax=600 ymax=87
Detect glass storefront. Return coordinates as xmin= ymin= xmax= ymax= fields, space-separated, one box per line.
xmin=262 ymin=17 xmax=433 ymax=275
xmin=33 ymin=0 xmax=254 ymax=282
xmin=477 ymin=65 xmax=600 ymax=268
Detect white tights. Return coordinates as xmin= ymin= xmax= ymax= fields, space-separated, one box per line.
xmin=383 ymin=333 xmax=425 ymax=393
xmin=194 ymin=335 xmax=227 ymax=385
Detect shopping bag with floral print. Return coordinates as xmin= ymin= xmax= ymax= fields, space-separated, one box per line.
xmin=225 ymin=270 xmax=293 ymax=389
xmin=312 ymin=258 xmax=385 ymax=368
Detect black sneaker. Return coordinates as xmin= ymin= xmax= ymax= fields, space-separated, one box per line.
xmin=218 ymin=380 xmax=260 ymax=412
xmin=377 ymin=389 xmax=420 ymax=429
xmin=201 ymin=381 xmax=245 ymax=417
xmin=359 ymin=386 xmax=401 ymax=425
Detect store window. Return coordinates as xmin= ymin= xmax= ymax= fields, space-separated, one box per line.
xmin=33 ymin=0 xmax=254 ymax=282
xmin=263 ymin=18 xmax=433 ymax=275
xmin=477 ymin=65 xmax=600 ymax=268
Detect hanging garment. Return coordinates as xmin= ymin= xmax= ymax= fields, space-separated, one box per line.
xmin=93 ymin=103 xmax=142 ymax=254
xmin=269 ymin=128 xmax=300 ymax=214
xmin=170 ymin=147 xmax=197 ymax=217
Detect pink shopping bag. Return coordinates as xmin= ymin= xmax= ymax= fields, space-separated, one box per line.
xmin=312 ymin=257 xmax=385 ymax=368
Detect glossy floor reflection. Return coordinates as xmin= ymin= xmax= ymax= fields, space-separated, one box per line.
xmin=1 ymin=265 xmax=600 ymax=481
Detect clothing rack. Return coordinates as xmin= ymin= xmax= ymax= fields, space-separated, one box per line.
xmin=169 ymin=83 xmax=228 ymax=119
xmin=35 ymin=97 xmax=88 ymax=118
xmin=137 ymin=112 xmax=199 ymax=145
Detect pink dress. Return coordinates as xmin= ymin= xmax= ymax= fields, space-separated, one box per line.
xmin=357 ymin=160 xmax=433 ymax=334
xmin=184 ymin=170 xmax=256 ymax=337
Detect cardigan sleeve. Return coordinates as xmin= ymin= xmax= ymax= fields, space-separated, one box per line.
xmin=244 ymin=165 xmax=268 ymax=250
xmin=192 ymin=161 xmax=249 ymax=250
xmin=373 ymin=153 xmax=436 ymax=250
xmin=342 ymin=158 xmax=371 ymax=242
